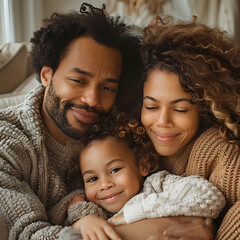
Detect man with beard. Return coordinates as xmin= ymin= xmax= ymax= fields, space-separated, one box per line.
xmin=0 ymin=3 xmax=213 ymax=240
xmin=0 ymin=3 xmax=140 ymax=239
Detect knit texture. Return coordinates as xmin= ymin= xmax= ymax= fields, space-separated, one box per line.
xmin=67 ymin=170 xmax=225 ymax=225
xmin=67 ymin=201 xmax=107 ymax=225
xmin=122 ymin=171 xmax=225 ymax=223
xmin=0 ymin=86 xmax=82 ymax=239
xmin=172 ymin=128 xmax=240 ymax=240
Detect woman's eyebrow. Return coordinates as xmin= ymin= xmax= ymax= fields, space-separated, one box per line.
xmin=143 ymin=96 xmax=193 ymax=104
xmin=143 ymin=96 xmax=159 ymax=102
xmin=170 ymin=98 xmax=193 ymax=104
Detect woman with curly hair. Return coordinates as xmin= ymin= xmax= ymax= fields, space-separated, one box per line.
xmin=65 ymin=111 xmax=225 ymax=240
xmin=140 ymin=16 xmax=240 ymax=239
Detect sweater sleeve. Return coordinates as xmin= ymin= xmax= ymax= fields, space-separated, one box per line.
xmin=67 ymin=201 xmax=107 ymax=225
xmin=184 ymin=128 xmax=240 ymax=239
xmin=0 ymin=122 xmax=78 ymax=239
xmin=216 ymin=200 xmax=240 ymax=240
xmin=123 ymin=172 xmax=226 ymax=224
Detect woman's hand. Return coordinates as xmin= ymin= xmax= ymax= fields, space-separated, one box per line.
xmin=72 ymin=215 xmax=122 ymax=240
xmin=67 ymin=194 xmax=86 ymax=209
xmin=108 ymin=214 xmax=126 ymax=226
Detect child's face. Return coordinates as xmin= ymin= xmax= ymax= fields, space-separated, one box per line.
xmin=80 ymin=137 xmax=145 ymax=213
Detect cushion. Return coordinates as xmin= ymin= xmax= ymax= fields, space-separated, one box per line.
xmin=0 ymin=74 xmax=40 ymax=109
xmin=0 ymin=92 xmax=26 ymax=109
xmin=12 ymin=73 xmax=40 ymax=94
xmin=0 ymin=217 xmax=8 ymax=240
xmin=0 ymin=42 xmax=29 ymax=94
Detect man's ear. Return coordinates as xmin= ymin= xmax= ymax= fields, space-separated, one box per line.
xmin=139 ymin=164 xmax=149 ymax=177
xmin=41 ymin=66 xmax=53 ymax=87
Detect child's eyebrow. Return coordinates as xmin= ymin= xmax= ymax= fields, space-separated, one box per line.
xmin=82 ymin=169 xmax=95 ymax=177
xmin=82 ymin=159 xmax=124 ymax=177
xmin=105 ymin=159 xmax=123 ymax=167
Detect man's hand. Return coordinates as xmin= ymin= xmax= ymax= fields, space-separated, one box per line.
xmin=72 ymin=215 xmax=122 ymax=240
xmin=108 ymin=214 xmax=126 ymax=226
xmin=115 ymin=216 xmax=213 ymax=240
xmin=162 ymin=217 xmax=214 ymax=240
xmin=67 ymin=194 xmax=86 ymax=209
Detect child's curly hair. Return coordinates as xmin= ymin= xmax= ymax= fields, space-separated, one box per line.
xmin=67 ymin=109 xmax=161 ymax=189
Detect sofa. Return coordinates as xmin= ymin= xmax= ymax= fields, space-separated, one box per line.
xmin=0 ymin=42 xmax=40 ymax=109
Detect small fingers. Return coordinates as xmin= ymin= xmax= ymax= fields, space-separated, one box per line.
xmin=83 ymin=231 xmax=99 ymax=240
xmin=95 ymin=230 xmax=110 ymax=240
xmin=103 ymin=225 xmax=122 ymax=240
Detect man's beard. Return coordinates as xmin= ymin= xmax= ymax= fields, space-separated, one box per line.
xmin=44 ymin=81 xmax=106 ymax=139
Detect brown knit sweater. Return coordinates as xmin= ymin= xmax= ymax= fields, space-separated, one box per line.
xmin=171 ymin=128 xmax=240 ymax=239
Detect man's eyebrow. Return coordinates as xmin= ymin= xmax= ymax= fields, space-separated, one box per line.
xmin=71 ymin=67 xmax=119 ymax=83
xmin=105 ymin=78 xmax=119 ymax=84
xmin=143 ymin=96 xmax=193 ymax=104
xmin=71 ymin=67 xmax=93 ymax=77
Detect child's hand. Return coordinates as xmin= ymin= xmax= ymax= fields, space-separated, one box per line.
xmin=67 ymin=194 xmax=86 ymax=209
xmin=108 ymin=214 xmax=126 ymax=226
xmin=72 ymin=215 xmax=122 ymax=240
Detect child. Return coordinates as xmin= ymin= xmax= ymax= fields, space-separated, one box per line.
xmin=67 ymin=111 xmax=225 ymax=240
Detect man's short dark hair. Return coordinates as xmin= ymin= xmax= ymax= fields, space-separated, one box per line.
xmin=31 ymin=3 xmax=141 ymax=112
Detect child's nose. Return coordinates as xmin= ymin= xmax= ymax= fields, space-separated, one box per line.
xmin=100 ymin=177 xmax=114 ymax=190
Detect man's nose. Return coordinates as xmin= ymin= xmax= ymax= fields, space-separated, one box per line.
xmin=80 ymin=86 xmax=100 ymax=108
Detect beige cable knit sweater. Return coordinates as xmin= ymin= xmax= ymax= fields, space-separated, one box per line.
xmin=171 ymin=128 xmax=240 ymax=240
xmin=1 ymin=86 xmax=239 ymax=239
xmin=67 ymin=128 xmax=240 ymax=239
xmin=0 ymin=86 xmax=82 ymax=239
xmin=67 ymin=170 xmax=225 ymax=225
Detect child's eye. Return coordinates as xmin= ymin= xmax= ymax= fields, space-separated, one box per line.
xmin=110 ymin=168 xmax=121 ymax=174
xmin=87 ymin=176 xmax=98 ymax=182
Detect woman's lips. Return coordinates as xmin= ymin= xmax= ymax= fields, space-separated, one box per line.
xmin=153 ymin=131 xmax=179 ymax=142
xmin=71 ymin=108 xmax=97 ymax=123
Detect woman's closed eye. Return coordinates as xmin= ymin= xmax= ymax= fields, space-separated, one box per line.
xmin=174 ymin=108 xmax=188 ymax=113
xmin=145 ymin=106 xmax=158 ymax=110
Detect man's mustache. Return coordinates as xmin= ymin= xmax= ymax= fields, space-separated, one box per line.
xmin=63 ymin=102 xmax=105 ymax=118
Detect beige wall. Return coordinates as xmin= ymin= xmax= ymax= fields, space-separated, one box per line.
xmin=43 ymin=0 xmax=107 ymax=18
xmin=1 ymin=0 xmax=107 ymax=44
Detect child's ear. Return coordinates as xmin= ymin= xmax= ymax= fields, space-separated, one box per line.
xmin=139 ymin=164 xmax=149 ymax=177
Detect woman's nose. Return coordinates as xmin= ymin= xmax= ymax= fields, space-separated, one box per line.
xmin=157 ymin=109 xmax=172 ymax=127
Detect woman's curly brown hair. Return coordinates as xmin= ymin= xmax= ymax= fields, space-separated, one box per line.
xmin=140 ymin=16 xmax=240 ymax=145
xmin=67 ymin=109 xmax=162 ymax=189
